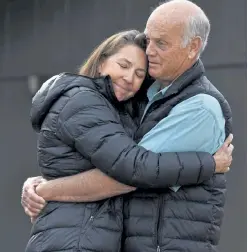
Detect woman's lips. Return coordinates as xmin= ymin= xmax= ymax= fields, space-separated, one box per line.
xmin=113 ymin=83 xmax=130 ymax=92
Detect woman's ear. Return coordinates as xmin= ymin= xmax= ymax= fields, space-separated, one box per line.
xmin=98 ymin=61 xmax=105 ymax=76
xmin=98 ymin=65 xmax=102 ymax=76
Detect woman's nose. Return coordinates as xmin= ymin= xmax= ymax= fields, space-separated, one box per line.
xmin=124 ymin=72 xmax=134 ymax=84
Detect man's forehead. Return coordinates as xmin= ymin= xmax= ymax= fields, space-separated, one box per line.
xmin=144 ymin=27 xmax=168 ymax=39
xmin=145 ymin=16 xmax=170 ymax=34
xmin=145 ymin=17 xmax=185 ymax=40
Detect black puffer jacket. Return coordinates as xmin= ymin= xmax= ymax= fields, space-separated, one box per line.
xmin=122 ymin=60 xmax=232 ymax=252
xmin=26 ymin=73 xmax=216 ymax=252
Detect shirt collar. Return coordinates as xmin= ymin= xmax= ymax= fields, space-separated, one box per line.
xmin=147 ymin=80 xmax=172 ymax=102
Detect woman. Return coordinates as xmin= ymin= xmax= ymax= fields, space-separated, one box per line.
xmin=23 ymin=30 xmax=232 ymax=252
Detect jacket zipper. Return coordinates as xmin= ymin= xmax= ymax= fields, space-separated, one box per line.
xmin=155 ymin=195 xmax=162 ymax=252
xmin=140 ymin=101 xmax=153 ymax=124
xmin=140 ymin=100 xmax=163 ymax=125
xmin=156 ymin=194 xmax=166 ymax=252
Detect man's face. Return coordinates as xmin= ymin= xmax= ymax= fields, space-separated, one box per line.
xmin=144 ymin=15 xmax=190 ymax=83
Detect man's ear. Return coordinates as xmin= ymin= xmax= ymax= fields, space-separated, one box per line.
xmin=188 ymin=36 xmax=202 ymax=59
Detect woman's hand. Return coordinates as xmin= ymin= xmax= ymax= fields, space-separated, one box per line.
xmin=214 ymin=134 xmax=234 ymax=173
xmin=21 ymin=176 xmax=47 ymax=222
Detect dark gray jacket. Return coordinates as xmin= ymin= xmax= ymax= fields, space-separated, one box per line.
xmin=26 ymin=73 xmax=216 ymax=252
xmin=122 ymin=60 xmax=232 ymax=252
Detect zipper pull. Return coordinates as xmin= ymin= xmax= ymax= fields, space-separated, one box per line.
xmin=157 ymin=245 xmax=160 ymax=252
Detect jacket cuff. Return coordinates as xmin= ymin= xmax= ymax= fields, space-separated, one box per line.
xmin=197 ymin=153 xmax=216 ymax=183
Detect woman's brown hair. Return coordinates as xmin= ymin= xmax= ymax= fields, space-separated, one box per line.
xmin=78 ymin=30 xmax=147 ymax=77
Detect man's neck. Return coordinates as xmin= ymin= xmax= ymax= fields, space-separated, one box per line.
xmin=159 ymin=60 xmax=198 ymax=90
xmin=159 ymin=80 xmax=171 ymax=89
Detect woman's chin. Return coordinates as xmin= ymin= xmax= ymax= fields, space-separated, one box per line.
xmin=115 ymin=92 xmax=129 ymax=102
xmin=116 ymin=96 xmax=127 ymax=102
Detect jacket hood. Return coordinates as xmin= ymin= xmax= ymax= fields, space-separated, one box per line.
xmin=30 ymin=73 xmax=117 ymax=132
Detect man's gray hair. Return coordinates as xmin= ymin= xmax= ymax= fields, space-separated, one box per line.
xmin=158 ymin=0 xmax=211 ymax=57
xmin=181 ymin=11 xmax=210 ymax=57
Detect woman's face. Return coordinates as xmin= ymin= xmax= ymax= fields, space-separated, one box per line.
xmin=99 ymin=44 xmax=147 ymax=101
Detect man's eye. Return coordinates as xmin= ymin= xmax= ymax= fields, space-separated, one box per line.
xmin=157 ymin=40 xmax=164 ymax=46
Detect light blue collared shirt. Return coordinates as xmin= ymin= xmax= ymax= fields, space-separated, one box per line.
xmin=138 ymin=81 xmax=226 ymax=191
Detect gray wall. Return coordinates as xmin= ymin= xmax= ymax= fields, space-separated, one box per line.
xmin=0 ymin=0 xmax=246 ymax=251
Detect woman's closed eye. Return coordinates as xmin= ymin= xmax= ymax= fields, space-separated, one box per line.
xmin=118 ymin=62 xmax=129 ymax=69
xmin=136 ymin=72 xmax=145 ymax=79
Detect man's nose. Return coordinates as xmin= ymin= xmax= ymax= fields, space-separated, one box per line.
xmin=146 ymin=41 xmax=156 ymax=56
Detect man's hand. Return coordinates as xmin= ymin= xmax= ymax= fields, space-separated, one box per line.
xmin=21 ymin=176 xmax=47 ymax=220
xmin=214 ymin=134 xmax=234 ymax=173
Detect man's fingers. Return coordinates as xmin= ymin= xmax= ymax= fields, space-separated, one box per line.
xmin=21 ymin=177 xmax=47 ymax=219
xmin=223 ymin=166 xmax=230 ymax=173
xmin=29 ymin=192 xmax=46 ymax=205
xmin=224 ymin=134 xmax=233 ymax=147
xmin=21 ymin=188 xmax=46 ymax=209
xmin=30 ymin=217 xmax=37 ymax=224
xmin=26 ymin=187 xmax=46 ymax=205
xmin=22 ymin=198 xmax=44 ymax=212
xmin=22 ymin=196 xmax=45 ymax=210
xmin=23 ymin=177 xmax=42 ymax=189
xmin=24 ymin=207 xmax=39 ymax=217
xmin=27 ymin=206 xmax=41 ymax=214
xmin=228 ymin=144 xmax=234 ymax=154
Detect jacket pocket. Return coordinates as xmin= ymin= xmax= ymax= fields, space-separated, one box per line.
xmin=83 ymin=198 xmax=123 ymax=232
xmin=79 ymin=199 xmax=123 ymax=252
xmin=80 ymin=200 xmax=107 ymax=235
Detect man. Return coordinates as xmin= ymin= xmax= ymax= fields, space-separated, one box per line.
xmin=22 ymin=0 xmax=233 ymax=251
